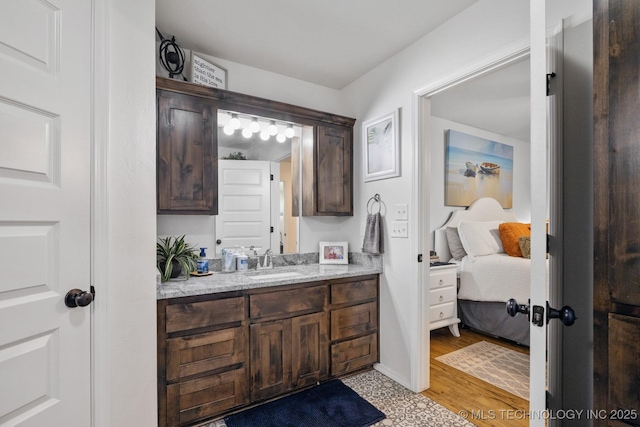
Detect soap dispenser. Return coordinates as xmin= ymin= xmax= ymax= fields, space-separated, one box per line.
xmin=236 ymin=247 xmax=249 ymax=271
xmin=197 ymin=247 xmax=209 ymax=273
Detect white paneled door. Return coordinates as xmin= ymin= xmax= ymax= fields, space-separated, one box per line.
xmin=0 ymin=0 xmax=92 ymax=426
xmin=216 ymin=160 xmax=272 ymax=254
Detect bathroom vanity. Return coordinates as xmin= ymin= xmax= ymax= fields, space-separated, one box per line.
xmin=156 ymin=258 xmax=381 ymax=426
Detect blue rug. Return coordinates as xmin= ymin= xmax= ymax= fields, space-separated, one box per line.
xmin=224 ymin=379 xmax=386 ymax=427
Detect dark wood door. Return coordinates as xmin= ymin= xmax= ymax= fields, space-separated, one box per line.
xmin=250 ymin=319 xmax=292 ymax=401
xmin=157 ymin=90 xmax=218 ymax=214
xmin=593 ymin=1 xmax=640 ymax=424
xmin=291 ymin=312 xmax=329 ymax=388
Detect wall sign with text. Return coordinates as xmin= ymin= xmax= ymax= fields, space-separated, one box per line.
xmin=190 ymin=52 xmax=227 ymax=89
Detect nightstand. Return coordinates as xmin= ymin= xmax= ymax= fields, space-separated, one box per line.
xmin=429 ymin=264 xmax=460 ymax=337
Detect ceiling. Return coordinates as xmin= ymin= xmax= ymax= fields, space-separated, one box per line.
xmin=156 ymin=0 xmax=530 ymax=142
xmin=431 ymin=58 xmax=531 ymax=142
xmin=155 ymin=0 xmax=477 ymax=90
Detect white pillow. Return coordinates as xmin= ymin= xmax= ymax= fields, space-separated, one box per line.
xmin=457 ymin=220 xmax=504 ymax=261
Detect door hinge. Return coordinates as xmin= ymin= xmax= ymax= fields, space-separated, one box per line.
xmin=270 ymin=174 xmax=274 ymax=181
xmin=417 ymin=254 xmax=423 ymax=263
xmin=546 ymin=72 xmax=556 ymax=96
xmin=270 ymin=226 xmax=274 ymax=233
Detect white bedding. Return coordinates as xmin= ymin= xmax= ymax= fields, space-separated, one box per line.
xmin=457 ymin=253 xmax=537 ymax=303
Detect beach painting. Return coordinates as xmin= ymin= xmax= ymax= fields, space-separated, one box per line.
xmin=445 ymin=129 xmax=513 ymax=208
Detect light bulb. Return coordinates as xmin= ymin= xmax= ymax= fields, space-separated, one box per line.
xmin=249 ymin=118 xmax=260 ymax=133
xmin=229 ymin=114 xmax=241 ymax=130
xmin=260 ymin=130 xmax=270 ymax=141
xmin=276 ymin=133 xmax=286 ymax=143
xmin=285 ymin=125 xmax=295 ymax=138
xmin=223 ymin=125 xmax=234 ymax=135
xmin=242 ymin=128 xmax=252 ymax=138
xmin=268 ymin=120 xmax=278 ymax=136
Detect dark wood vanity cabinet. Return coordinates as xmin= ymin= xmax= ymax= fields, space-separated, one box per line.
xmin=157 ymin=274 xmax=378 ymax=427
xmin=300 ymin=125 xmax=353 ymax=216
xmin=157 ymin=90 xmax=218 ymax=215
xmin=156 ymin=77 xmax=355 ymax=218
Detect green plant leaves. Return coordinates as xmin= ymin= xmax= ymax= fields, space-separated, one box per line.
xmin=156 ymin=235 xmax=199 ymax=282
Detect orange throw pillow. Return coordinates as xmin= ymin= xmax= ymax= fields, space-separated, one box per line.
xmin=499 ymin=222 xmax=531 ymax=257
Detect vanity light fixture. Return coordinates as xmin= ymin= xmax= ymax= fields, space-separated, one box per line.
xmin=268 ymin=120 xmax=278 ymax=136
xmin=260 ymin=130 xmax=270 ymax=141
xmin=249 ymin=118 xmax=260 ymax=133
xmin=285 ymin=124 xmax=295 ymax=139
xmin=242 ymin=128 xmax=253 ymax=138
xmin=223 ymin=125 xmax=234 ymax=136
xmin=229 ymin=113 xmax=241 ymax=130
xmin=276 ymin=133 xmax=286 ymax=143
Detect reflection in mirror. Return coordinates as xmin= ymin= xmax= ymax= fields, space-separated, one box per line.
xmin=216 ymin=109 xmax=302 ymax=255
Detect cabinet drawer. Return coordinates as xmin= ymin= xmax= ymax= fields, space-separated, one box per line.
xmin=249 ymin=285 xmax=326 ymax=320
xmin=331 ymin=333 xmax=378 ymax=376
xmin=166 ymin=367 xmax=248 ymax=426
xmin=166 ymin=297 xmax=244 ymax=334
xmin=430 ymin=269 xmax=456 ymax=290
xmin=167 ymin=327 xmax=244 ymax=382
xmin=430 ymin=301 xmax=455 ymax=322
xmin=330 ymin=302 xmax=377 ymax=341
xmin=330 ymin=277 xmax=377 ymax=305
xmin=429 ymin=286 xmax=456 ymax=306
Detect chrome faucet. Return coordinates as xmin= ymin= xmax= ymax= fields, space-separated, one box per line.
xmin=260 ymin=249 xmax=273 ymax=269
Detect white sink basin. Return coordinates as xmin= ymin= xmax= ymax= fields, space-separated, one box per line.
xmin=248 ymin=271 xmax=302 ymax=280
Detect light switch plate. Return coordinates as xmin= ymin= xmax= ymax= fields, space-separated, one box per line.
xmin=391 ymin=221 xmax=408 ymax=238
xmin=395 ymin=204 xmax=408 ymax=220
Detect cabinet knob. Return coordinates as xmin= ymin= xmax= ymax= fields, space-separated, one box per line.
xmin=439 ymin=279 xmax=444 ymax=286
xmin=439 ymin=295 xmax=444 ymax=302
xmin=439 ymin=312 xmax=444 ymax=318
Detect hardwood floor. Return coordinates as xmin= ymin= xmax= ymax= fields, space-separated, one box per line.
xmin=422 ymin=327 xmax=530 ymax=427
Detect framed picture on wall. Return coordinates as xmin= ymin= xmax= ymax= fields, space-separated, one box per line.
xmin=363 ymin=109 xmax=400 ymax=182
xmin=444 ymin=129 xmax=513 ymax=208
xmin=319 ymin=241 xmax=348 ymax=265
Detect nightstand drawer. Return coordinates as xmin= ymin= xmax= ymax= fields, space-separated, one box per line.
xmin=430 ymin=268 xmax=456 ymax=290
xmin=430 ymin=301 xmax=455 ymax=322
xmin=430 ymin=286 xmax=456 ymax=306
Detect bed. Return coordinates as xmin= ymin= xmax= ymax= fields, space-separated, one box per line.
xmin=434 ymin=197 xmax=533 ymax=346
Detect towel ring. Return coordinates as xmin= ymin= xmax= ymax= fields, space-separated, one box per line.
xmin=367 ymin=194 xmax=381 ymax=214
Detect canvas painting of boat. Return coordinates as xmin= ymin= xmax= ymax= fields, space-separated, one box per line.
xmin=445 ymin=129 xmax=513 ymax=208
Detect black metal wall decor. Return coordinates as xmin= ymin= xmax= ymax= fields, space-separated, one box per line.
xmin=156 ymin=27 xmax=187 ymax=81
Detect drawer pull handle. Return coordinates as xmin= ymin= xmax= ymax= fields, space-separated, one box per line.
xmin=439 ymin=295 xmax=444 ymax=302
xmin=440 ymin=312 xmax=444 ymax=318
xmin=439 ymin=279 xmax=444 ymax=286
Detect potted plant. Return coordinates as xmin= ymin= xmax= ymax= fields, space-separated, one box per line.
xmin=157 ymin=235 xmax=199 ymax=282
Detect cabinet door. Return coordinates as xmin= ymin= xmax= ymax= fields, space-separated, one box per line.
xmin=157 ymin=90 xmax=218 ymax=214
xmin=301 ymin=125 xmax=352 ymax=216
xmin=291 ymin=312 xmax=329 ymax=388
xmin=250 ymin=319 xmax=292 ymax=401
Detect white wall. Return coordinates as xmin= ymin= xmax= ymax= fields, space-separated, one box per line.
xmin=429 ymin=117 xmax=531 ymax=241
xmin=340 ymin=0 xmax=532 ymax=388
xmin=339 ymin=0 xmax=591 ymax=389
xmin=107 ymin=0 xmax=157 ymax=425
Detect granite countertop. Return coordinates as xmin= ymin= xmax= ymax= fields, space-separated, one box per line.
xmin=157 ymin=252 xmax=383 ymax=300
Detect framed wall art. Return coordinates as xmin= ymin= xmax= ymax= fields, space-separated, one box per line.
xmin=445 ymin=129 xmax=513 ymax=208
xmin=363 ymin=109 xmax=400 ymax=182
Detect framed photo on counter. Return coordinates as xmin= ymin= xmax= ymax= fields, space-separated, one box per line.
xmin=319 ymin=241 xmax=348 ymax=265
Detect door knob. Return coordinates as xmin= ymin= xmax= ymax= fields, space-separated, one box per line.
xmin=216 ymin=239 xmax=222 ymax=245
xmin=65 ymin=286 xmax=95 ymax=308
xmin=506 ymin=298 xmax=529 ymax=317
xmin=547 ymin=302 xmax=576 ymax=326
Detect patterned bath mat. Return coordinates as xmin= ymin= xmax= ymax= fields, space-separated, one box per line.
xmin=436 ymin=341 xmax=529 ymax=400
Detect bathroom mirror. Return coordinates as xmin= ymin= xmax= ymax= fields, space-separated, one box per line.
xmin=215 ymin=109 xmax=304 ymax=255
